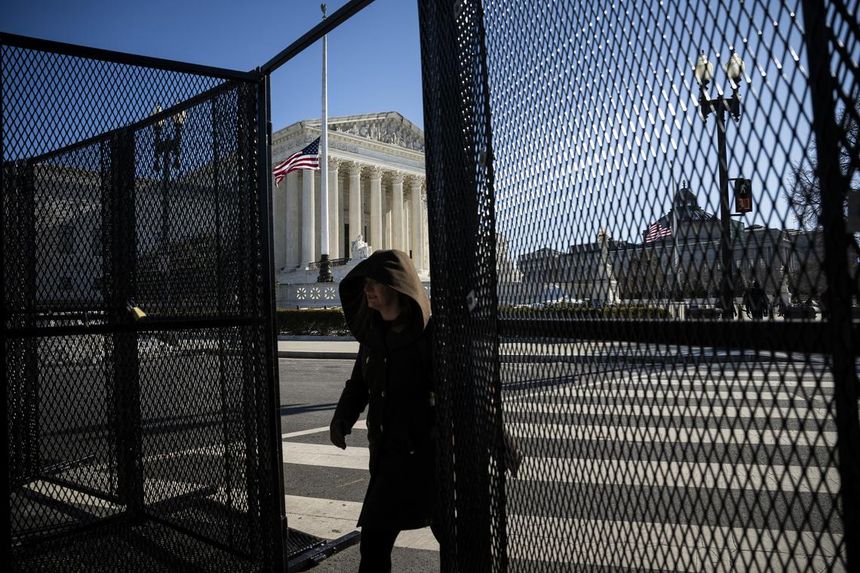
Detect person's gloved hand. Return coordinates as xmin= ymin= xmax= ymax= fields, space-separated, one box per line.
xmin=330 ymin=419 xmax=349 ymax=450
xmin=504 ymin=429 xmax=523 ymax=478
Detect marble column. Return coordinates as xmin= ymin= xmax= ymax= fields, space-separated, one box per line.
xmin=328 ymin=158 xmax=340 ymax=259
xmin=410 ymin=177 xmax=424 ymax=271
xmin=271 ymin=177 xmax=285 ymax=269
xmin=423 ymin=190 xmax=430 ymax=271
xmin=286 ymin=171 xmax=300 ymax=268
xmin=384 ymin=202 xmax=392 ymax=250
xmin=301 ymin=168 xmax=315 ymax=268
xmin=338 ymin=172 xmax=347 ymax=257
xmin=348 ymin=163 xmax=362 ymax=255
xmin=391 ymin=173 xmax=404 ymax=251
xmin=369 ymin=166 xmax=383 ymax=252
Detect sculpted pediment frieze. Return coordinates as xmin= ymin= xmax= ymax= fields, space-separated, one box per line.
xmin=329 ymin=115 xmax=424 ymax=152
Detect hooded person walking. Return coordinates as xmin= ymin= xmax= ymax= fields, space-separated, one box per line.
xmin=329 ymin=249 xmax=436 ymax=572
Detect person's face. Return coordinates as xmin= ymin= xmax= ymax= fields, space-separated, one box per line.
xmin=364 ymin=278 xmax=400 ymax=315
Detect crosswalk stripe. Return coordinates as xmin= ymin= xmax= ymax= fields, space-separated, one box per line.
xmin=547 ymin=376 xmax=834 ymax=391
xmin=282 ymin=419 xmax=367 ymax=440
xmin=509 ymin=388 xmax=829 ymax=404
xmin=24 ymin=470 xmax=233 ymax=513
xmin=283 ymin=442 xmax=369 ymax=470
xmin=506 ymin=422 xmax=837 ymax=448
xmin=285 ymin=495 xmax=439 ymax=551
xmin=282 ymin=441 xmax=836 ymax=494
xmin=503 ymin=401 xmax=831 ymax=422
xmin=514 ymin=456 xmax=838 ymax=493
xmin=23 ymin=480 xmax=121 ymax=511
xmin=510 ymin=377 xmax=833 ymax=402
xmin=507 ymin=514 xmax=840 ymax=570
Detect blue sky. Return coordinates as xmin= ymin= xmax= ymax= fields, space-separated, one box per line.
xmin=484 ymin=0 xmax=829 ymax=247
xmin=3 ymin=0 xmax=425 ymax=131
xmin=5 ymin=0 xmax=856 ymax=252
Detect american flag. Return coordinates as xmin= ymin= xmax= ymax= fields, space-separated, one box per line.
xmin=273 ymin=137 xmax=320 ymax=186
xmin=644 ymin=221 xmax=672 ymax=243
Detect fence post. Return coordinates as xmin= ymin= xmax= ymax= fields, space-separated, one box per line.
xmin=801 ymin=1 xmax=860 ymax=569
xmin=256 ymin=71 xmax=288 ymax=570
xmin=103 ymin=131 xmax=144 ymax=518
xmin=5 ymin=160 xmax=40 ymax=485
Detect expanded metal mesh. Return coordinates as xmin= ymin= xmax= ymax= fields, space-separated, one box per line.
xmin=420 ymin=0 xmax=859 ymax=571
xmin=3 ymin=37 xmax=284 ymax=571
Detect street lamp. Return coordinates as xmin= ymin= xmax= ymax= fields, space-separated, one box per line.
xmin=151 ymin=105 xmax=185 ymax=315
xmin=695 ymin=49 xmax=745 ymax=318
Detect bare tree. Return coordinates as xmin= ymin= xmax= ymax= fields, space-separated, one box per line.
xmin=786 ymin=98 xmax=860 ymax=304
xmin=786 ymin=98 xmax=860 ymax=229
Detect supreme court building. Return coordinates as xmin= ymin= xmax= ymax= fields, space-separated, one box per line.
xmin=271 ymin=112 xmax=429 ymax=295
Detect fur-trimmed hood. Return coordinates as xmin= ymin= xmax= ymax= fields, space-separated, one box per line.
xmin=339 ymin=250 xmax=430 ymax=344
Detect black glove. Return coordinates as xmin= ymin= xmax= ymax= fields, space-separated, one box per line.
xmin=330 ymin=418 xmax=349 ymax=450
xmin=504 ymin=429 xmax=523 ymax=478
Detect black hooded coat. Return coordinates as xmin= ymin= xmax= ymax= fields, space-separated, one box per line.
xmin=331 ymin=250 xmax=436 ymax=530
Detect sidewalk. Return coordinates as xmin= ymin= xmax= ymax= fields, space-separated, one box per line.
xmin=277 ymin=336 xmax=359 ymax=359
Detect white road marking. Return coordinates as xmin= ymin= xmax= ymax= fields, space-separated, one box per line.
xmin=283 ymin=442 xmax=370 ymax=470
xmin=503 ymin=401 xmax=831 ymax=422
xmin=282 ymin=441 xmax=837 ymax=493
xmin=22 ymin=480 xmax=121 ymax=511
xmin=542 ymin=376 xmax=834 ymax=392
xmin=508 ymin=388 xmax=829 ymax=404
xmin=513 ymin=456 xmax=839 ymax=493
xmin=507 ymin=514 xmax=841 ymax=571
xmin=282 ymin=419 xmax=367 ymax=439
xmin=506 ymin=422 xmax=837 ymax=448
xmin=508 ymin=370 xmax=833 ymax=400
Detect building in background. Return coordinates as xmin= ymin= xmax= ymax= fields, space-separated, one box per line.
xmin=271 ymin=112 xmax=429 ymax=284
xmin=516 ymin=186 xmax=835 ymax=307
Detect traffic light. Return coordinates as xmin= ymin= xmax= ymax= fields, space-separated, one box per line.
xmin=734 ymin=178 xmax=752 ymax=214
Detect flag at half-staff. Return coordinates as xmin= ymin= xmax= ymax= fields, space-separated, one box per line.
xmin=273 ymin=137 xmax=320 ymax=186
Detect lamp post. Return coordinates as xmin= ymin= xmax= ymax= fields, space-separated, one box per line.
xmin=152 ymin=105 xmax=185 ymax=314
xmin=695 ymin=49 xmax=745 ymax=319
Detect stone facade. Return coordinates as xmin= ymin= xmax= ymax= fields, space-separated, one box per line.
xmin=271 ymin=112 xmax=429 ymax=291
xmin=517 ymin=188 xmax=837 ymax=306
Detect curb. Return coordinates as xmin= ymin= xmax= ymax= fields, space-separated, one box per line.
xmin=278 ymin=335 xmax=354 ymax=342
xmin=278 ymin=350 xmax=358 ymax=359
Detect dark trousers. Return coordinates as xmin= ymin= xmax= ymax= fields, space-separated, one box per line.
xmin=358 ymin=527 xmax=400 ymax=573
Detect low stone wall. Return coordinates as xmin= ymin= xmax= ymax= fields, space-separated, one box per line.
xmin=276 ymin=282 xmax=432 ymax=309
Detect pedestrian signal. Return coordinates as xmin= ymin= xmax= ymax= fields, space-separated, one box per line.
xmin=734 ymin=178 xmax=752 ymax=214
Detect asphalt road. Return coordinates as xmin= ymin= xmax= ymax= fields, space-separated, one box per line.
xmin=497 ymin=355 xmax=842 ymax=571
xmin=278 ymin=350 xmax=843 ymax=571
xmin=12 ymin=338 xmax=845 ymax=572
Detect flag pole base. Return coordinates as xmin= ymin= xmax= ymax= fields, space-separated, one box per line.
xmin=317 ymin=254 xmax=334 ymax=283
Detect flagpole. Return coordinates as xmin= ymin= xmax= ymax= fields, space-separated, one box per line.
xmin=317 ymin=3 xmax=333 ymax=282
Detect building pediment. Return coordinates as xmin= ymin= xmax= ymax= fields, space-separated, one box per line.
xmin=273 ymin=112 xmax=424 ymax=154
xmin=324 ymin=112 xmax=424 ymax=152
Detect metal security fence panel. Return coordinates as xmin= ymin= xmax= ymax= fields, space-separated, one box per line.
xmin=421 ymin=0 xmax=859 ymax=572
xmin=419 ymin=1 xmax=507 ymax=571
xmin=3 ymin=35 xmax=285 ymax=571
